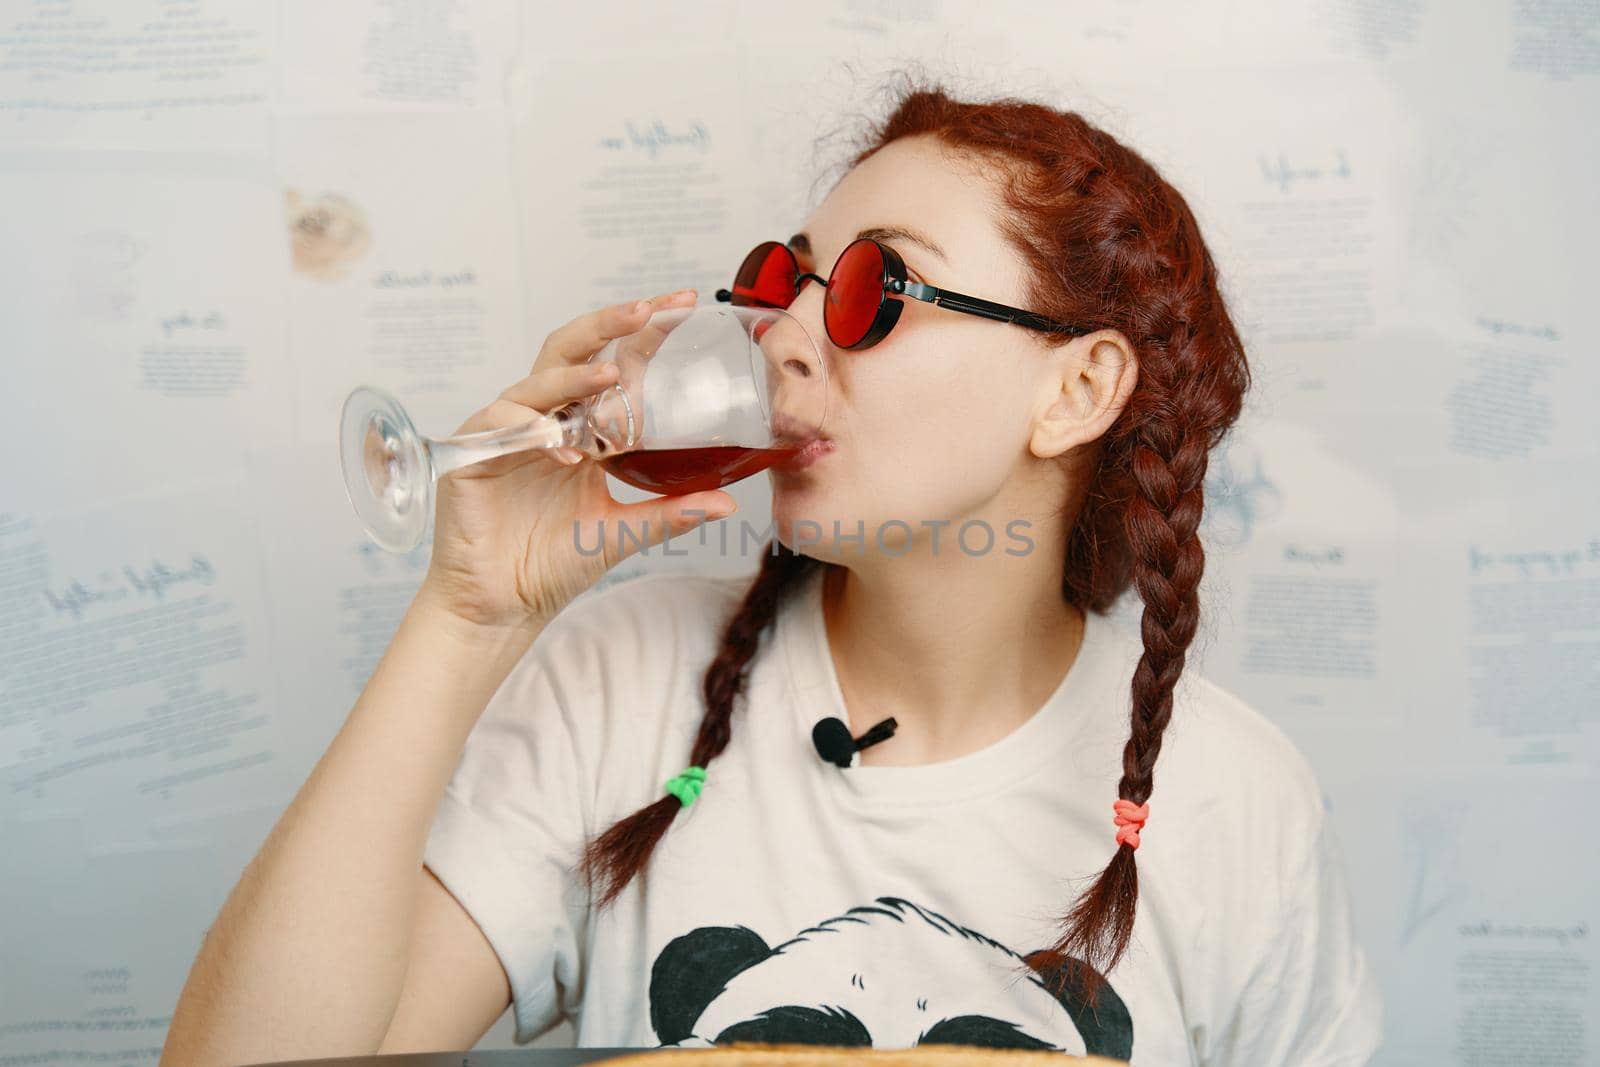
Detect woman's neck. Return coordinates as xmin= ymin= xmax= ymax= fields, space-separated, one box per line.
xmin=820 ymin=551 xmax=1086 ymax=768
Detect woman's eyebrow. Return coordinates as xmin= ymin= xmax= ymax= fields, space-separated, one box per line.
xmin=786 ymin=225 xmax=948 ymax=263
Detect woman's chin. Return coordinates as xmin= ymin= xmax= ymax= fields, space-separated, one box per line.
xmin=770 ymin=476 xmax=821 ymax=518
xmin=770 ymin=490 xmax=845 ymax=557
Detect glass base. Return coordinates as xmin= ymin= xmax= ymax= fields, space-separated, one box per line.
xmin=340 ymin=385 xmax=432 ymax=552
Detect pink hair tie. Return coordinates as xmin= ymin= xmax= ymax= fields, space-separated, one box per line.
xmin=1113 ymin=799 xmax=1150 ymax=850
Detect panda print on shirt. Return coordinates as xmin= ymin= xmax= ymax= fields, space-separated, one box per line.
xmin=648 ymin=896 xmax=1134 ymax=1057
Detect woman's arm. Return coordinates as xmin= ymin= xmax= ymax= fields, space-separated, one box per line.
xmin=160 ymin=290 xmax=724 ymax=1066
xmin=159 ymin=587 xmax=542 ymax=1067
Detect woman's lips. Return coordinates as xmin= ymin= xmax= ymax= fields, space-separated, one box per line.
xmin=776 ymin=436 xmax=834 ymax=472
xmin=769 ymin=410 xmax=833 ymax=472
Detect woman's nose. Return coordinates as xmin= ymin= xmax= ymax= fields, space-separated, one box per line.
xmin=757 ymin=305 xmax=831 ymax=437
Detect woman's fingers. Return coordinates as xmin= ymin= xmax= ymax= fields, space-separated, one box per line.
xmin=447 ymin=360 xmax=621 ymax=474
xmin=533 ymin=289 xmax=696 ymax=372
xmin=440 ymin=397 xmax=566 ymax=479
xmin=498 ymin=359 xmax=619 ymax=414
xmin=592 ymin=490 xmax=738 ymax=570
xmin=444 ymin=285 xmax=706 ymax=479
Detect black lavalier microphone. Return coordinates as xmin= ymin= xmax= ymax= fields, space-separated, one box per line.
xmin=812 ymin=716 xmax=898 ymax=768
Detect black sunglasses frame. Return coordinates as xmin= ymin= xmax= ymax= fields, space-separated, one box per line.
xmin=715 ymin=237 xmax=1092 ymax=350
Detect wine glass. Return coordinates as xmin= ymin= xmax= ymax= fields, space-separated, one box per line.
xmin=339 ymin=303 xmax=828 ymax=552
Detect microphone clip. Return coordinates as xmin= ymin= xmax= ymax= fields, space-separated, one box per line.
xmin=812 ymin=716 xmax=898 ymax=768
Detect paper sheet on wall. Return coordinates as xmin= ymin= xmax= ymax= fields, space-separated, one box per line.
xmin=275 ymin=109 xmax=529 ymax=447
xmin=1324 ymin=767 xmax=1597 ymax=1065
xmin=0 ymin=804 xmax=284 ymax=1066
xmin=277 ymin=0 xmax=519 ymax=113
xmin=0 ymin=150 xmax=293 ymax=520
xmin=0 ymin=0 xmax=274 ymax=153
xmin=0 ymin=486 xmax=297 ymax=853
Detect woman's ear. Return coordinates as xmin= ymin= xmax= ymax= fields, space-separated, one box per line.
xmin=1029 ymin=330 xmax=1139 ymax=460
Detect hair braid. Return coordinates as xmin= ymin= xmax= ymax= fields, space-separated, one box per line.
xmin=1029 ymin=157 xmax=1242 ymax=1003
xmin=577 ymin=542 xmax=820 ymax=910
xmin=1023 ymin=388 xmax=1217 ymax=1004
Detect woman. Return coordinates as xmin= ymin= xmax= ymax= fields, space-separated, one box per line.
xmin=163 ymin=77 xmax=1382 ymax=1064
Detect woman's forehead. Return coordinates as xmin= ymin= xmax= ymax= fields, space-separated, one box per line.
xmin=797 ymin=159 xmax=1021 ymax=295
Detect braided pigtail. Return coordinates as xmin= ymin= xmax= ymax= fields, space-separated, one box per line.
xmin=1023 ymin=336 xmax=1231 ymax=1008
xmin=1015 ymin=130 xmax=1247 ymax=1007
xmin=577 ymin=542 xmax=820 ymax=910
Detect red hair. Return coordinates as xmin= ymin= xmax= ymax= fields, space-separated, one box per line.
xmin=579 ymin=71 xmax=1251 ymax=1010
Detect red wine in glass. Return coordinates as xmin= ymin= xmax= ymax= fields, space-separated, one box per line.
xmin=601 ymin=444 xmax=800 ymax=494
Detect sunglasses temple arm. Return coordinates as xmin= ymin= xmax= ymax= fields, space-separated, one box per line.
xmin=905 ymin=281 xmax=1091 ymax=338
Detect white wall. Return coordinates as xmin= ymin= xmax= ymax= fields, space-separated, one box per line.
xmin=1 ymin=1 xmax=1595 ymax=1063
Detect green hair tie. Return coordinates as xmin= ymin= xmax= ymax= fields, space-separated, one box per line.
xmin=663 ymin=765 xmax=707 ymax=808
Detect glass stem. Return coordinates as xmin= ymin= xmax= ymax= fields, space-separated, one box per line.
xmin=426 ymin=405 xmax=586 ymax=478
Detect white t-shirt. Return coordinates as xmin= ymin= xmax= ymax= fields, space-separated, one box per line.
xmin=422 ymin=566 xmax=1383 ymax=1064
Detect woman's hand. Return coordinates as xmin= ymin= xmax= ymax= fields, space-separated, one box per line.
xmin=418 ymin=289 xmax=738 ymax=631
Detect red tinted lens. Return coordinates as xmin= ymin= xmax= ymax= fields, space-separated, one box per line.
xmin=730 ymin=242 xmax=798 ymax=309
xmin=825 ymin=239 xmax=885 ymax=347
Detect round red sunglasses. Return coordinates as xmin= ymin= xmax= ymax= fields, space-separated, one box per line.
xmin=715 ymin=237 xmax=1090 ymax=350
